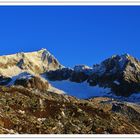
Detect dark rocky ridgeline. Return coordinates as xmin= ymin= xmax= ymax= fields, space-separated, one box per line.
xmin=0 ymin=86 xmax=140 ymax=134
xmin=46 ymin=54 xmax=140 ymax=97
xmin=69 ymin=71 xmax=89 ymax=83
xmin=46 ymin=66 xmax=91 ymax=83
xmin=46 ymin=68 xmax=73 ymax=81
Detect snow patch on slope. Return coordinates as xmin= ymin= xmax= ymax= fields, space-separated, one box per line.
xmin=48 ymin=86 xmax=65 ymax=94
xmin=47 ymin=77 xmax=140 ymax=102
xmin=48 ymin=80 xmax=111 ymax=99
xmin=113 ymin=80 xmax=120 ymax=85
xmin=128 ymin=93 xmax=140 ymax=103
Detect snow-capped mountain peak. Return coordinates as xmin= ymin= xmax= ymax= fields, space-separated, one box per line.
xmin=91 ymin=54 xmax=140 ymax=77
xmin=0 ymin=48 xmax=63 ymax=77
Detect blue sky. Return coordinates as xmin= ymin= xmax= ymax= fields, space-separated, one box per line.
xmin=0 ymin=6 xmax=140 ymax=67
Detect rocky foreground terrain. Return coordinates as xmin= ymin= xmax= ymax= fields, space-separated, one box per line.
xmin=0 ymin=49 xmax=140 ymax=134
xmin=1 ymin=86 xmax=140 ymax=134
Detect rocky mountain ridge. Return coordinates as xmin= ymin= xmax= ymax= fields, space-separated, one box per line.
xmin=46 ymin=54 xmax=140 ymax=97
xmin=1 ymin=50 xmax=140 ymax=98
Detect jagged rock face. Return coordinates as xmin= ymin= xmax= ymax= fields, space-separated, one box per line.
xmin=0 ymin=48 xmax=62 ymax=77
xmin=88 ymin=54 xmax=140 ymax=96
xmin=0 ymin=71 xmax=50 ymax=92
xmin=14 ymin=75 xmax=49 ymax=92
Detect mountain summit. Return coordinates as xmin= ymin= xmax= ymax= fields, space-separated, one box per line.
xmin=88 ymin=54 xmax=140 ymax=96
xmin=0 ymin=48 xmax=63 ymax=77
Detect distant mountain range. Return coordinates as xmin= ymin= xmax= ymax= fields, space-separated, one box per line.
xmin=1 ymin=48 xmax=140 ymax=100
xmin=1 ymin=49 xmax=140 ymax=134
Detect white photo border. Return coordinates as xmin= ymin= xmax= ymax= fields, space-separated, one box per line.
xmin=0 ymin=0 xmax=140 ymax=5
